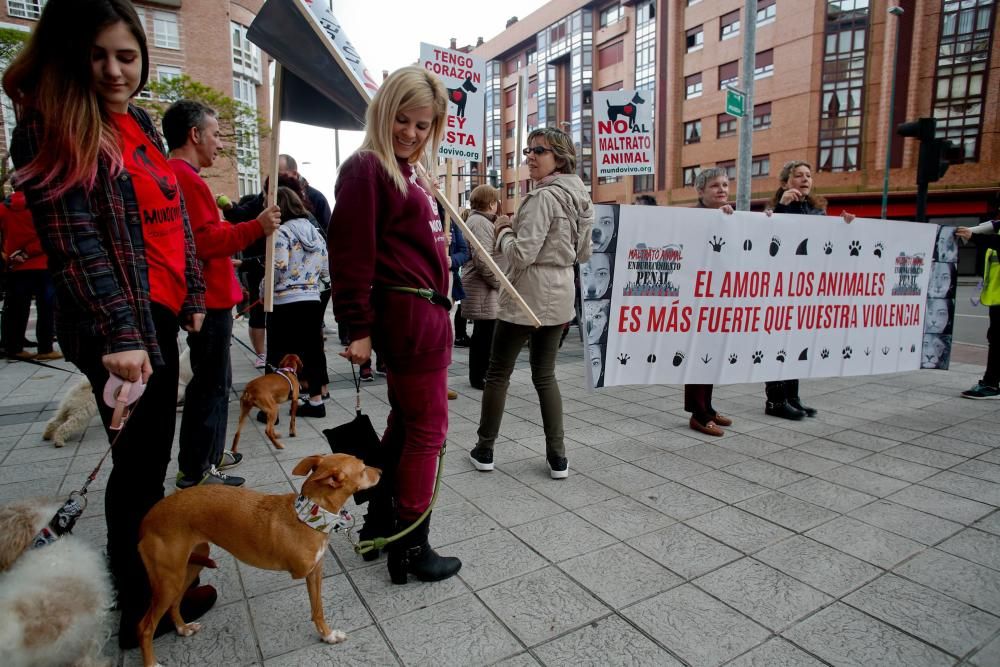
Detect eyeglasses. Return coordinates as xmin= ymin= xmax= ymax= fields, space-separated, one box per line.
xmin=522 ymin=146 xmax=554 ymax=156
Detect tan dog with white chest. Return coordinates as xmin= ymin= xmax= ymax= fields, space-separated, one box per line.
xmin=136 ymin=454 xmax=380 ymax=667
xmin=231 ymin=352 xmax=303 ymax=451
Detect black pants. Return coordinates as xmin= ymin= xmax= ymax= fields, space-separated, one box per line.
xmin=684 ymin=384 xmax=715 ymax=423
xmin=266 ymin=299 xmax=328 ymax=394
xmin=765 ymin=379 xmax=800 ymax=404
xmin=178 ymin=308 xmax=233 ymax=478
xmin=2 ymin=269 xmax=54 ymax=354
xmin=75 ymin=303 xmax=179 ymax=618
xmin=469 ymin=318 xmax=495 ymax=388
xmin=454 ymin=303 xmax=468 ymax=339
xmin=984 ymin=305 xmax=1000 ymax=387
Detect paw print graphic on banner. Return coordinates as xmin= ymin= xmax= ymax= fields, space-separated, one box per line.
xmin=849 ymin=240 xmax=861 ymax=256
xmin=728 ymin=354 xmax=738 ymax=364
xmin=673 ymin=352 xmax=685 ymax=367
xmin=776 ymin=350 xmax=786 ymax=363
xmin=700 ymin=354 xmax=712 ymax=364
xmin=617 ymin=353 xmax=631 ymax=365
xmin=842 ymin=346 xmax=853 ymax=359
xmin=646 ymin=354 xmax=657 ymax=363
xmin=821 ymin=348 xmax=830 ymax=359
xmin=709 ymin=236 xmax=726 ymax=252
xmin=824 ymin=242 xmax=833 ymax=255
xmin=873 ymin=242 xmax=884 ymax=258
xmin=769 ymin=237 xmax=781 ymax=257
xmin=752 ymin=351 xmax=763 ymax=364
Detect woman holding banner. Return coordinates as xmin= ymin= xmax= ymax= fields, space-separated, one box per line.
xmin=763 ymin=160 xmax=855 ymax=419
xmin=469 ymin=127 xmax=594 ymax=479
xmin=330 ymin=66 xmax=461 ymax=585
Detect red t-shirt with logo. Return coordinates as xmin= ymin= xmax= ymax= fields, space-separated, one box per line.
xmin=112 ymin=111 xmax=187 ymax=314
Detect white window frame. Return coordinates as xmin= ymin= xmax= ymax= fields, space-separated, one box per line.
xmin=231 ymin=22 xmax=262 ymax=84
xmin=153 ymin=10 xmax=180 ymax=50
xmin=7 ymin=0 xmax=44 ymax=20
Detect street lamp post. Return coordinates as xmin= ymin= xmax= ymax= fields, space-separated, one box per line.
xmin=881 ymin=5 xmax=904 ymax=220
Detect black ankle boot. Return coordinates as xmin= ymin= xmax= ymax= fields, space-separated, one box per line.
xmin=765 ymin=400 xmax=805 ymax=421
xmin=387 ymin=512 xmax=461 ymax=585
xmin=787 ymin=397 xmax=817 ymax=417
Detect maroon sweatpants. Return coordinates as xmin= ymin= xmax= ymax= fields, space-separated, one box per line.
xmin=383 ymin=367 xmax=449 ymax=520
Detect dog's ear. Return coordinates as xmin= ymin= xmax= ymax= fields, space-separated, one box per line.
xmin=292 ymin=455 xmax=324 ymax=477
xmin=307 ymin=466 xmax=345 ymax=488
xmin=295 ymin=356 xmax=304 ymax=373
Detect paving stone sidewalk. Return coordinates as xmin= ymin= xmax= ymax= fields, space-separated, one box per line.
xmin=1 ymin=322 xmax=999 ymax=666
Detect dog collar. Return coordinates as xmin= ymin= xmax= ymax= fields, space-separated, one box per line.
xmin=294 ymin=495 xmax=352 ymax=534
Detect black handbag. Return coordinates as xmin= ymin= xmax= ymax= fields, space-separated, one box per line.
xmin=323 ymin=364 xmax=383 ymax=503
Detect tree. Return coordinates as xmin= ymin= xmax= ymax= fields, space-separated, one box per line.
xmin=0 ymin=27 xmax=28 ymax=189
xmin=136 ymin=74 xmax=269 ymax=171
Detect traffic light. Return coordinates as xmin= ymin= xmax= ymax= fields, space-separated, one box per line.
xmin=488 ymin=169 xmax=499 ymax=188
xmin=896 ymin=117 xmax=964 ymax=185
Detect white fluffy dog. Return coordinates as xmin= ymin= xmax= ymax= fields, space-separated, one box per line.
xmin=0 ymin=499 xmax=113 ymax=667
xmin=43 ymin=348 xmax=193 ymax=448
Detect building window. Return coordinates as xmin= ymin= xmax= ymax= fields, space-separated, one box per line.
xmin=682 ymin=166 xmax=701 ymax=187
xmin=231 ymin=25 xmax=260 ymax=198
xmin=157 ymin=65 xmax=182 ymax=85
xmin=599 ymin=3 xmax=623 ymax=28
xmin=231 ymin=23 xmax=261 ymax=83
xmin=528 ymin=77 xmax=538 ymax=98
xmin=504 ymin=87 xmax=516 ymax=107
xmin=933 ymin=0 xmax=995 ymax=161
xmin=686 ymin=0 xmax=702 ymax=6
xmin=753 ymin=102 xmax=772 ymax=131
xmin=685 ymin=73 xmax=702 ymax=99
xmin=717 ymin=160 xmax=736 ymax=180
xmin=598 ymin=41 xmax=624 ymax=69
xmin=717 ymin=113 xmax=737 ymax=138
xmin=754 ymin=50 xmax=774 ymax=79
xmin=636 ymin=1 xmax=655 ymax=24
xmin=684 ymin=120 xmax=702 ymax=144
xmin=505 ymin=121 xmax=515 ymax=139
xmin=598 ymin=175 xmax=623 ymax=185
xmin=635 ymin=0 xmax=656 ymax=90
xmin=549 ymin=20 xmax=567 ymax=44
xmin=526 ymin=112 xmax=538 ymax=133
xmin=751 ymin=154 xmax=770 ymax=177
xmin=7 ymin=0 xmax=44 ymax=19
xmin=153 ymin=10 xmax=180 ymax=50
xmin=506 ymin=183 xmax=516 ymax=198
xmin=634 ymin=174 xmax=654 ymax=192
xmin=720 ymin=10 xmax=740 ymax=40
xmin=757 ymin=0 xmax=776 ymax=25
xmin=505 ymin=56 xmax=521 ymax=76
xmin=685 ymin=26 xmax=704 ymax=53
xmin=506 ymin=152 xmax=515 ymax=169
xmin=719 ymin=61 xmax=739 ymax=89
xmin=818 ymin=1 xmax=869 ymax=172
xmin=526 ymin=50 xmax=537 ymax=64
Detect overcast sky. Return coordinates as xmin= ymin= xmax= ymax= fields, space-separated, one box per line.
xmin=281 ymin=0 xmax=546 ymax=202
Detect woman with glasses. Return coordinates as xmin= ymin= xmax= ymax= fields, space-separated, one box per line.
xmin=469 ymin=128 xmax=594 ymax=479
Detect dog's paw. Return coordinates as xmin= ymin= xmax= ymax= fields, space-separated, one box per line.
xmin=53 ymin=437 xmax=66 ymax=448
xmin=177 ymin=621 xmax=202 ymax=637
xmin=323 ymin=629 xmax=347 ymax=644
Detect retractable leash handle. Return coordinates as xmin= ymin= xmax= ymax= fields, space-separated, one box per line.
xmin=103 ymin=375 xmax=146 ymax=430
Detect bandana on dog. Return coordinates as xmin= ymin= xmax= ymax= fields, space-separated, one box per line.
xmin=294 ymin=495 xmax=352 ymax=534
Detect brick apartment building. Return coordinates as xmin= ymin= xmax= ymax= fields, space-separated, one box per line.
xmin=0 ymin=0 xmax=270 ymax=200
xmin=472 ymin=0 xmax=999 ymax=272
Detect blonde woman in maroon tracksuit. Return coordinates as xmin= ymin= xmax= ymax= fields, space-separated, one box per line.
xmin=329 ymin=66 xmax=460 ymax=585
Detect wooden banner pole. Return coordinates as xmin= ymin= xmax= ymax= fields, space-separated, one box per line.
xmin=263 ymin=63 xmax=284 ymax=313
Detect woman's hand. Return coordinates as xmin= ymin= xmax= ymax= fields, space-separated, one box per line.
xmin=183 ymin=312 xmax=204 ymax=333
xmin=494 ymin=214 xmax=512 ymax=236
xmin=339 ymin=336 xmax=372 ymax=365
xmin=764 ymin=208 xmax=774 ymax=217
xmin=256 ymin=204 xmax=281 ymax=235
xmin=956 ymin=227 xmax=973 ymax=242
xmin=103 ymin=349 xmax=153 ymax=384
xmin=720 ymin=204 xmax=734 ymax=215
xmin=841 ymin=211 xmax=856 ymax=224
xmin=779 ymin=189 xmax=804 ymax=206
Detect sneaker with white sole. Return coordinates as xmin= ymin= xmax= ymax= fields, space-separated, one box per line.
xmin=961 ymin=383 xmax=1000 ymax=399
xmin=547 ymin=456 xmax=569 ymax=479
xmin=217 ymin=450 xmax=243 ymax=470
xmin=176 ymin=465 xmax=245 ymax=488
xmin=253 ymin=355 xmax=266 ymax=369
xmin=469 ymin=446 xmax=494 ymax=471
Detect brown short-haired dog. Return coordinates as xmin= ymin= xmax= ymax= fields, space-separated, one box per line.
xmin=136 ymin=454 xmax=381 ymax=667
xmin=231 ymin=353 xmax=303 ymax=451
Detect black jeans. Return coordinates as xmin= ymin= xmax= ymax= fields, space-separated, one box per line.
xmin=178 ymin=308 xmax=233 ymax=478
xmin=454 ymin=303 xmax=468 ymax=339
xmin=984 ymin=305 xmax=1000 ymax=387
xmin=266 ymin=299 xmax=329 ymax=394
xmin=765 ymin=379 xmax=801 ymax=404
xmin=469 ymin=318 xmax=495 ymax=388
xmin=75 ymin=303 xmax=179 ymax=617
xmin=2 ymin=269 xmax=54 ymax=354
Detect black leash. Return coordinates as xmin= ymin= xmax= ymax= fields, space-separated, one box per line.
xmin=4 ymin=355 xmax=80 ymax=374
xmin=228 ymin=333 xmax=274 ymax=373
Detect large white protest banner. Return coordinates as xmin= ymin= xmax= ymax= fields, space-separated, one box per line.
xmin=593 ymin=90 xmax=654 ymax=178
xmin=581 ymin=206 xmax=942 ymax=389
xmin=420 ymin=43 xmax=485 ymax=162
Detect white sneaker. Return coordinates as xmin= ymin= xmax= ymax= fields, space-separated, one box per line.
xmin=253 ymin=355 xmax=266 ymax=369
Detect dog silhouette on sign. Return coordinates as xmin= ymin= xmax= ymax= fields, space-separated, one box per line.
xmin=606 ymin=92 xmax=646 ymax=131
xmin=447 ymin=77 xmax=478 ymax=118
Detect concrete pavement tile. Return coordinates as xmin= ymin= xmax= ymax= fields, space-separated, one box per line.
xmin=844 ymin=574 xmax=1000 ymax=657
xmin=600 ymin=419 xmax=662 ymax=439
xmin=478 ymin=566 xmax=608 ymax=646
xmin=0 ymin=458 xmax=71 ymax=484
xmin=240 ymin=558 xmax=334 ymax=599
xmin=263 ymin=625 xmax=398 ymax=666
xmin=978 ymin=449 xmax=1000 ymax=465
xmin=471 ymin=486 xmax=564 ymax=527
xmin=381 ymin=593 xmax=521 ymax=667
xmin=630 ymin=480 xmax=726 ymax=520
xmin=533 ymin=614 xmax=683 ymax=666
xmin=622 ymin=584 xmax=769 ymax=667
xmin=973 ymin=511 xmax=1000 ymax=536
xmin=575 ymin=494 xmax=675 ymax=540
xmin=851 ymin=421 xmax=927 ymax=444
xmin=847 ymin=500 xmax=963 ymax=545
xmin=816 ymin=465 xmax=912 ymax=497
xmin=722 ymin=459 xmax=808 ymax=489
xmin=807 ymin=516 xmax=923 ymax=568
xmin=510 ymin=512 xmax=617 ymax=563
xmin=589 ymin=437 xmax=664 ymax=462
xmin=853 ymin=452 xmax=939 ymax=482
xmin=575 ymin=408 xmax=640 ymax=426
xmin=121 ymin=600 xmax=259 ymax=667
xmin=681 ymin=470 xmax=770 ymax=504
xmin=554 ymin=445 xmax=621 ymax=472
xmin=782 ymin=477 xmax=877 ymax=513
xmin=735 ymin=491 xmax=838 ymax=532
xmin=937 ymin=528 xmax=1000 ymax=571
xmin=882 ymin=443 xmax=968 ymax=469
xmin=920 ymin=471 xmax=1000 ymax=507
xmin=250 ymin=574 xmax=373 ymax=659
xmin=686 ymin=507 xmax=793 ymax=554
xmin=562 ymin=426 xmax=622 ymax=446
xmin=674 ymin=443 xmax=750 ymax=469
xmin=629 ymin=522 xmax=741 ymax=580
xmin=971 ymin=633 xmax=1000 ymax=667
xmin=490 ymin=652 xmax=541 ymax=667
xmin=199 ymin=552 xmax=244 ymax=607
xmin=427 ymin=500 xmax=501 ymax=547
xmin=794 ymin=438 xmax=872 ymax=463
xmin=582 ymin=461 xmax=667 ymax=493
xmin=768 ymin=418 xmax=842 ymax=438
xmin=559 ymin=543 xmax=683 ymax=609
xmin=2 ymin=441 xmax=77 ymax=465
xmin=909 ymin=433 xmax=992 ymax=458
xmin=346 ymin=557 xmax=466 ymax=621
xmin=695 ymin=558 xmax=832 ymax=632
xmin=761 ymin=449 xmax=842 ymax=475
xmin=632 ymin=450 xmax=714 ymax=481
xmin=954 ymin=459 xmax=1000 ymax=484
xmin=0 ymin=477 xmax=60 ymax=502
xmin=734 ymin=425 xmax=817 ymax=448
xmin=447 ymin=530 xmax=546 ymax=590
xmin=886 ymin=485 xmax=994 ymax=523
xmin=782 ymin=602 xmax=952 ymax=667
xmin=713 ymin=434 xmax=786 ymax=458
xmin=725 ymin=638 xmax=827 ymax=667
xmin=528 ymin=472 xmax=619 ymax=510
xmin=443 ymin=469 xmax=526 ymax=500
xmin=935 ymin=424 xmax=997 ymax=448
xmin=755 ymin=535 xmax=881 ymax=597
xmin=634 ymin=430 xmax=705 ymax=452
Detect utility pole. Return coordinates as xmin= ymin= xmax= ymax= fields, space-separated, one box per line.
xmin=735 ymin=0 xmax=757 ymax=211
xmin=880 ymin=5 xmax=904 ymax=219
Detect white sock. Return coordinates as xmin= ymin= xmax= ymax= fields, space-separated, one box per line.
xmin=309 ymin=398 xmax=323 ymax=406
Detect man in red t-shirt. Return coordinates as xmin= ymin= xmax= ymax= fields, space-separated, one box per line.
xmin=163 ymin=100 xmax=280 ymax=488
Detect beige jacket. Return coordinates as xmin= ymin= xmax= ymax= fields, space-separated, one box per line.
xmin=461 ymin=211 xmax=507 ymax=320
xmin=496 ymin=173 xmax=593 ymax=326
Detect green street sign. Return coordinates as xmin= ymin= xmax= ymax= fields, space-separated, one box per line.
xmin=725 ymin=88 xmax=745 ymax=117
